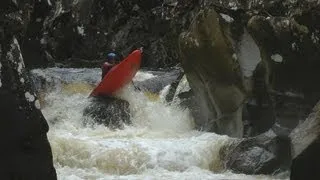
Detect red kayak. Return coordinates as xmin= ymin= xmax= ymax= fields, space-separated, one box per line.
xmin=90 ymin=49 xmax=142 ymax=97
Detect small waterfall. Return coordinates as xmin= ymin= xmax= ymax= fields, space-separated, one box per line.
xmin=30 ymin=68 xmax=284 ymax=180
xmin=237 ymin=28 xmax=261 ymax=78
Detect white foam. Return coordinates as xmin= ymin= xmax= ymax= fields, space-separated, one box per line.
xmin=237 ymin=29 xmax=261 ymax=77
xmin=77 ymin=26 xmax=85 ymax=36
xmin=35 ymin=100 xmax=41 ymax=109
xmin=133 ymin=71 xmax=156 ymax=82
xmin=311 ymin=31 xmax=319 ymax=44
xmin=25 ymin=92 xmax=35 ymax=102
xmin=220 ymin=13 xmax=234 ymax=23
xmin=35 ymin=68 xmax=285 ymax=180
xmin=271 ymin=54 xmax=283 ymax=63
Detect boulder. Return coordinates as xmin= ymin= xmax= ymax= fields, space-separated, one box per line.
xmin=247 ymin=13 xmax=320 ymax=132
xmin=290 ymin=138 xmax=320 ymax=180
xmin=243 ymin=61 xmax=275 ymax=137
xmin=0 ymin=0 xmax=57 ymax=177
xmin=164 ymin=68 xmax=185 ymax=103
xmin=164 ymin=74 xmax=203 ymax=126
xmin=222 ymin=99 xmax=320 ymax=176
xmin=179 ymin=8 xmax=246 ymax=137
xmin=222 ymin=130 xmax=292 ymax=175
xmin=83 ymin=96 xmax=131 ymax=129
xmin=175 ymin=0 xmax=320 ymax=138
xmin=289 ymin=100 xmax=320 ymax=179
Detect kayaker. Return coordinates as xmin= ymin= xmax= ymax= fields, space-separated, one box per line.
xmin=101 ymin=47 xmax=143 ymax=79
xmin=101 ymin=51 xmax=123 ymax=79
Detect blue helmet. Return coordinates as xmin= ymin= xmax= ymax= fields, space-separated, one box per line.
xmin=107 ymin=53 xmax=116 ymax=61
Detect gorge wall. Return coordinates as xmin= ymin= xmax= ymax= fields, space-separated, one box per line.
xmin=0 ymin=0 xmax=56 ymax=178
xmin=2 ymin=0 xmax=320 ymax=178
xmin=23 ymin=0 xmax=320 ymax=138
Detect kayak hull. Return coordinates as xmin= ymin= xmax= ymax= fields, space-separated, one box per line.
xmin=90 ymin=49 xmax=142 ymax=97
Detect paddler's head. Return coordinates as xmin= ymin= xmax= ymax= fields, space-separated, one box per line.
xmin=107 ymin=52 xmax=116 ymax=64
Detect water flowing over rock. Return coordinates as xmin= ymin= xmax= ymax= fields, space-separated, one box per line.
xmin=83 ymin=96 xmax=131 ymax=129
xmin=6 ymin=0 xmax=320 ymax=177
xmin=0 ymin=0 xmax=56 ymax=178
xmin=167 ymin=75 xmax=202 ymax=124
xmin=135 ymin=67 xmax=183 ymax=94
xmin=19 ymin=0 xmax=320 ymax=138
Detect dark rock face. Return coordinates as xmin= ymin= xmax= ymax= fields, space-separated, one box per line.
xmin=83 ymin=96 xmax=131 ymax=129
xmin=289 ymin=101 xmax=320 ymax=179
xmin=290 ymin=138 xmax=320 ymax=180
xmin=243 ymin=61 xmax=276 ymax=137
xmin=246 ymin=9 xmax=320 ymax=132
xmin=172 ymin=0 xmax=320 ymax=176
xmin=24 ymin=0 xmax=191 ymax=68
xmin=175 ymin=0 xmax=320 ymax=138
xmin=22 ymin=0 xmax=53 ymax=68
xmin=223 ymin=130 xmax=292 ymax=175
xmin=222 ymin=98 xmax=320 ymax=176
xmin=17 ymin=0 xmax=320 ymax=139
xmin=179 ymin=8 xmax=246 ymax=137
xmin=5 ymin=0 xmax=319 ymax=177
xmin=0 ymin=0 xmax=56 ymax=177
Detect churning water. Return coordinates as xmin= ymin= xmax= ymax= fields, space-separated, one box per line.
xmin=31 ymin=68 xmax=286 ymax=180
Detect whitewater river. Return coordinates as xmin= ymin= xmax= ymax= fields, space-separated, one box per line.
xmin=31 ymin=68 xmax=288 ymax=180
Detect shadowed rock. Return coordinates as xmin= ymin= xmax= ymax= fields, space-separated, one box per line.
xmin=83 ymin=96 xmax=131 ymax=129
xmin=222 ymin=130 xmax=291 ymax=175
xmin=179 ymin=8 xmax=246 ymax=137
xmin=290 ymin=100 xmax=320 ymax=179
xmin=221 ymin=99 xmax=320 ymax=176
xmin=24 ymin=0 xmax=192 ymax=68
xmin=0 ymin=0 xmax=57 ymax=176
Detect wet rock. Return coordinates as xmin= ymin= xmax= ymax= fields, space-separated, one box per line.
xmin=22 ymin=0 xmax=53 ymax=68
xmin=29 ymin=68 xmax=100 ymax=94
xmin=243 ymin=61 xmax=275 ymax=137
xmin=177 ymin=89 xmax=203 ymax=127
xmin=290 ymin=138 xmax=320 ymax=180
xmin=223 ymin=130 xmax=292 ymax=175
xmin=164 ymin=74 xmax=202 ymax=125
xmin=289 ymin=100 xmax=320 ymax=179
xmin=83 ymin=96 xmax=131 ymax=129
xmin=290 ymin=100 xmax=320 ymax=158
xmin=246 ymin=2 xmax=320 ymax=132
xmin=135 ymin=68 xmax=183 ymax=94
xmin=179 ymin=8 xmax=246 ymax=137
xmin=0 ymin=0 xmax=57 ymax=176
xmin=174 ymin=0 xmax=320 ymax=138
xmin=10 ymin=0 xmax=320 ymax=142
xmin=224 ymin=98 xmax=320 ymax=176
xmin=164 ymin=68 xmax=185 ymax=103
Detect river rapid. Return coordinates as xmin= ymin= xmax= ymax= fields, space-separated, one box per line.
xmin=30 ymin=68 xmax=287 ymax=180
